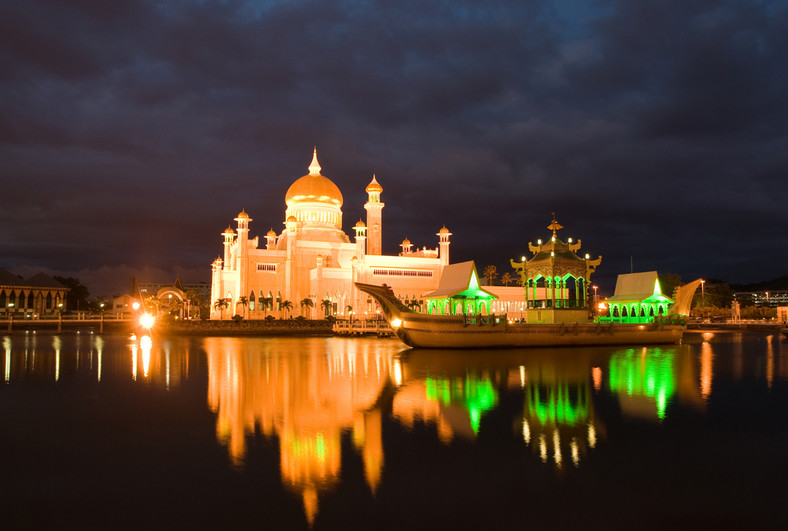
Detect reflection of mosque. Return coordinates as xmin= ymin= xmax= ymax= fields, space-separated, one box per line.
xmin=204 ymin=337 xmax=400 ymax=525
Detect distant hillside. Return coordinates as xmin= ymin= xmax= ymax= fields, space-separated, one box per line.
xmin=731 ymin=275 xmax=788 ymax=292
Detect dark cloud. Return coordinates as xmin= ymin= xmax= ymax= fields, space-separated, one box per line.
xmin=1 ymin=0 xmax=786 ymax=295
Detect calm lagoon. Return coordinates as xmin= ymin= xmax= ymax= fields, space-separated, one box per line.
xmin=1 ymin=331 xmax=787 ymax=529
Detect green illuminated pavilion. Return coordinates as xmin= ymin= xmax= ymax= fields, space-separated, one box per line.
xmin=510 ymin=215 xmax=602 ymax=324
xmin=423 ymin=261 xmax=497 ymax=315
xmin=603 ymin=271 xmax=674 ymax=324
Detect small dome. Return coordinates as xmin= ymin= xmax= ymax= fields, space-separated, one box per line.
xmin=439 ymin=226 xmax=451 ymax=234
xmin=401 ymin=238 xmax=411 ymax=245
xmin=366 ymin=175 xmax=382 ymax=193
xmin=285 ymin=148 xmax=343 ymax=207
xmin=223 ymin=226 xmax=235 ymax=234
xmin=266 ymin=229 xmax=277 ymax=236
xmin=286 ymin=215 xmax=297 ymax=223
xmin=236 ymin=209 xmax=250 ymax=219
xmin=355 ymin=220 xmax=366 ymax=228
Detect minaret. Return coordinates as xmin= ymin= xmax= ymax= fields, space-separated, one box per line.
xmin=235 ymin=210 xmax=252 ymax=300
xmin=437 ymin=226 xmax=452 ymax=267
xmin=354 ymin=220 xmax=367 ymax=261
xmin=222 ymin=227 xmax=235 ymax=270
xmin=265 ymin=229 xmax=277 ymax=250
xmin=285 ymin=215 xmax=298 ymax=303
xmin=211 ymin=256 xmax=223 ymax=317
xmin=364 ymin=175 xmax=384 ymax=255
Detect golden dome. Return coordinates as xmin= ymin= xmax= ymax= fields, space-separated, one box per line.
xmin=266 ymin=229 xmax=277 ymax=236
xmin=355 ymin=220 xmax=366 ymax=228
xmin=401 ymin=238 xmax=411 ymax=245
xmin=286 ymin=215 xmax=297 ymax=223
xmin=236 ymin=209 xmax=250 ymax=219
xmin=223 ymin=226 xmax=235 ymax=234
xmin=439 ymin=226 xmax=451 ymax=234
xmin=366 ymin=175 xmax=382 ymax=193
xmin=285 ymin=148 xmax=343 ymax=207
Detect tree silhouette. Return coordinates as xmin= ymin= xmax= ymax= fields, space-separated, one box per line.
xmin=280 ymin=300 xmax=293 ymax=318
xmin=300 ymin=298 xmax=314 ymax=317
xmin=213 ymin=298 xmax=230 ymax=319
xmin=321 ymin=299 xmax=333 ymax=317
xmin=237 ymin=296 xmax=249 ymax=318
xmin=483 ymin=265 xmax=498 ymax=286
xmin=501 ymin=272 xmax=514 ymax=286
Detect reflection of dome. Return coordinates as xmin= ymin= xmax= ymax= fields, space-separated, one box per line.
xmin=285 ymin=149 xmax=343 ymax=207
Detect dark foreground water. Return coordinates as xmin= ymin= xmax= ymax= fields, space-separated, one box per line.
xmin=1 ymin=330 xmax=787 ymax=530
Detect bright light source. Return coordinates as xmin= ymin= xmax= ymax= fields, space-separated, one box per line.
xmin=139 ymin=313 xmax=156 ymax=329
xmin=391 ymin=318 xmax=402 ymax=328
xmin=132 ymin=302 xmax=140 ymax=311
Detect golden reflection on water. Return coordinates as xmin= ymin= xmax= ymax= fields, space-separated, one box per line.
xmin=203 ymin=337 xmax=401 ymax=525
xmin=700 ymin=341 xmax=714 ymax=398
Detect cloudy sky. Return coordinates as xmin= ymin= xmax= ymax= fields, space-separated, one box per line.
xmin=2 ymin=0 xmax=786 ymax=296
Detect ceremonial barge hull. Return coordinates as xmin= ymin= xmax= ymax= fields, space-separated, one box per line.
xmin=356 ymin=282 xmax=688 ymax=349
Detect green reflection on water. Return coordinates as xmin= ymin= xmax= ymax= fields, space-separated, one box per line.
xmin=425 ymin=374 xmax=498 ymax=433
xmin=527 ymin=383 xmax=589 ymax=426
xmin=608 ymin=347 xmax=677 ymax=419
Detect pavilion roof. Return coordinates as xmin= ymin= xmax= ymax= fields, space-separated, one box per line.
xmin=606 ymin=271 xmax=673 ymax=303
xmin=423 ymin=261 xmax=497 ymax=300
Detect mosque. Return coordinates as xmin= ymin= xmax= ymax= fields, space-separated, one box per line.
xmin=210 ymin=149 xmax=452 ymax=320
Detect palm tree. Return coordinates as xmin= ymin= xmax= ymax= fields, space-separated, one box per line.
xmin=300 ymin=298 xmax=314 ymax=318
xmin=213 ymin=298 xmax=230 ymax=319
xmin=500 ymin=272 xmax=514 ymax=286
xmin=280 ymin=300 xmax=293 ymax=318
xmin=407 ymin=299 xmax=421 ymax=312
xmin=483 ymin=265 xmax=498 ymax=286
xmin=237 ymin=296 xmax=249 ymax=318
xmin=321 ymin=298 xmax=333 ymax=318
xmin=260 ymin=296 xmax=272 ymax=318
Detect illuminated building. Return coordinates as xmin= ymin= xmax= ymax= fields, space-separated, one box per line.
xmin=0 ymin=268 xmax=70 ymax=317
xmin=210 ymin=149 xmax=451 ymax=319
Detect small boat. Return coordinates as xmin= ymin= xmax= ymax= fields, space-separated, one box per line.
xmin=355 ymin=279 xmax=700 ymax=350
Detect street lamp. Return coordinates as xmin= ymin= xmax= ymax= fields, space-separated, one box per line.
xmin=700 ymin=279 xmax=705 ymax=307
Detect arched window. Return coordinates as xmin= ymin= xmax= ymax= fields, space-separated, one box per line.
xmin=249 ymin=291 xmax=255 ymax=311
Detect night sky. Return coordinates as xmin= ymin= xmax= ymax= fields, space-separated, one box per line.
xmin=2 ymin=0 xmax=787 ymax=296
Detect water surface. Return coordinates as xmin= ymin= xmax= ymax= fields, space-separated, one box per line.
xmin=1 ymin=331 xmax=787 ymax=529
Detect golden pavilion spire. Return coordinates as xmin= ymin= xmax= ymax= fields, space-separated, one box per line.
xmin=548 ymin=212 xmax=563 ymax=238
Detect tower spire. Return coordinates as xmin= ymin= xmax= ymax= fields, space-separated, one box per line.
xmin=548 ymin=212 xmax=563 ymax=238
xmin=309 ymin=147 xmax=321 ymax=176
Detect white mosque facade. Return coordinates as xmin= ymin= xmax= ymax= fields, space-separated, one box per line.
xmin=210 ymin=149 xmax=451 ymax=320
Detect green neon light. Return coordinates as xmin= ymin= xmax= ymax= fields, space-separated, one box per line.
xmin=608 ymin=348 xmax=677 ymax=419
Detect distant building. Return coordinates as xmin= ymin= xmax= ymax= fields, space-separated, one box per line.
xmin=210 ymin=149 xmax=452 ymax=320
xmin=0 ymin=268 xmax=69 ymax=317
xmin=733 ymin=290 xmax=788 ymax=308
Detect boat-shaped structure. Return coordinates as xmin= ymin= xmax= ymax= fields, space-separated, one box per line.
xmin=355 ymin=281 xmax=698 ymax=349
